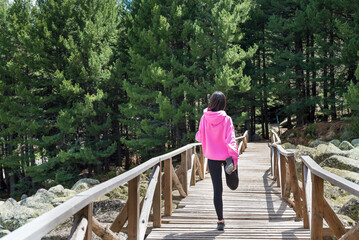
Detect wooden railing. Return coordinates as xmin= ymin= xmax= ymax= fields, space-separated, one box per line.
xmin=2 ymin=131 xmax=248 ymax=240
xmin=269 ymin=130 xmax=359 ymax=240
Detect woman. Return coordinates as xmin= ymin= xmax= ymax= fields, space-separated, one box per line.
xmin=195 ymin=91 xmax=239 ymax=231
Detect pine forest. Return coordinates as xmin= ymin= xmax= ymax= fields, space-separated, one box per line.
xmin=1 ymin=0 xmax=359 ymax=199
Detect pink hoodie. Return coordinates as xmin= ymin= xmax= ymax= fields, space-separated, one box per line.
xmin=195 ymin=108 xmax=239 ymax=165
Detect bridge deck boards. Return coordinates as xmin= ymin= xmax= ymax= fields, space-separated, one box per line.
xmin=146 ymin=142 xmax=310 ymax=239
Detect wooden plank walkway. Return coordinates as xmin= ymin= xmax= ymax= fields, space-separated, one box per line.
xmin=146 ymin=142 xmax=311 ymax=239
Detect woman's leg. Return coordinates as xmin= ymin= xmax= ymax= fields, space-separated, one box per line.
xmin=208 ymin=159 xmax=224 ymax=221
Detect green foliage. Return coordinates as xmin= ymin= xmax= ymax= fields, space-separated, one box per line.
xmin=305 ymin=123 xmax=317 ymax=138
xmin=345 ymin=82 xmax=359 ymax=136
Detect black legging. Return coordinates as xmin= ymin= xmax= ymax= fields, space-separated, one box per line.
xmin=208 ymin=159 xmax=239 ymax=221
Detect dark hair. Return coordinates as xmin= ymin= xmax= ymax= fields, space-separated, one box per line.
xmin=208 ymin=91 xmax=226 ymax=112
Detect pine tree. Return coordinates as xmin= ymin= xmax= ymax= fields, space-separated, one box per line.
xmin=123 ymin=0 xmax=253 ymax=161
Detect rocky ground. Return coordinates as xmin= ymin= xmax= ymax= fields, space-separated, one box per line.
xmin=282 ymin=139 xmax=359 ymax=226
xmin=0 ymin=173 xmax=138 ymax=239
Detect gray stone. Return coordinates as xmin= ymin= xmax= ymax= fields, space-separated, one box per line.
xmin=320 ymin=155 xmax=359 ymax=172
xmin=0 ymin=224 xmax=10 ymax=238
xmin=338 ymin=197 xmax=359 ymax=222
xmin=329 ymin=139 xmax=341 ymax=147
xmin=0 ymin=203 xmax=39 ymax=231
xmin=295 ymin=145 xmax=316 ymax=157
xmin=282 ymin=142 xmax=296 ymax=149
xmin=308 ymin=140 xmax=327 ymax=148
xmin=341 ymin=129 xmax=355 ymax=141
xmin=20 ymin=194 xmax=28 ymax=200
xmin=313 ymin=143 xmax=345 ymax=164
xmin=48 ymin=185 xmax=65 ymax=197
xmin=71 ymin=178 xmax=100 ymax=192
xmin=346 ymin=148 xmax=359 ymax=160
xmin=20 ymin=189 xmax=55 ymax=213
xmin=339 ymin=141 xmax=354 ymax=150
xmin=351 ymin=139 xmax=359 ymax=147
xmin=323 ymin=167 xmax=359 ymax=184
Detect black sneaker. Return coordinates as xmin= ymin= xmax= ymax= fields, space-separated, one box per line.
xmin=217 ymin=221 xmax=225 ymax=231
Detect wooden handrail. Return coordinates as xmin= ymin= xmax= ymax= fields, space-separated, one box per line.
xmin=269 ymin=129 xmax=359 ymax=240
xmin=2 ymin=131 xmax=249 ymax=240
xmin=301 ymin=155 xmax=359 ymax=197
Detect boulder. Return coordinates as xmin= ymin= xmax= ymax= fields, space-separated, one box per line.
xmin=313 ymin=143 xmax=345 ymax=164
xmin=351 ymin=139 xmax=359 ymax=147
xmin=339 ymin=141 xmax=354 ymax=150
xmin=71 ymin=178 xmax=100 ymax=192
xmin=346 ymin=148 xmax=359 ymax=160
xmin=308 ymin=140 xmax=326 ymax=148
xmin=20 ymin=189 xmax=55 ymax=212
xmin=329 ymin=139 xmax=341 ymax=147
xmin=20 ymin=194 xmax=28 ymax=200
xmin=338 ymin=197 xmax=359 ymax=222
xmin=282 ymin=142 xmax=296 ymax=149
xmin=48 ymin=185 xmax=77 ymax=199
xmin=323 ymin=167 xmax=359 ymax=184
xmin=0 ymin=225 xmax=10 ymax=238
xmin=320 ymin=155 xmax=359 ymax=172
xmin=337 ymin=214 xmax=356 ymax=227
xmin=0 ymin=199 xmax=40 ymax=231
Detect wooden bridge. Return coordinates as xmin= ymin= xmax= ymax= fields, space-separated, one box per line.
xmin=2 ymin=131 xmax=359 ymax=240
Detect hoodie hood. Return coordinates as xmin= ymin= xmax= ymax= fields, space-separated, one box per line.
xmin=203 ymin=108 xmax=227 ymax=126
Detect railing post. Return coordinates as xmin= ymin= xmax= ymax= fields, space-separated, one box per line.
xmin=288 ymin=156 xmax=303 ymax=218
xmin=274 ymin=148 xmax=280 ymax=187
xmin=71 ymin=203 xmax=93 ymax=240
xmin=153 ymin=162 xmax=162 ymax=227
xmin=164 ymin=158 xmax=173 ymax=216
xmin=84 ymin=203 xmax=93 ymax=240
xmin=128 ymin=176 xmax=140 ymax=240
xmin=301 ymin=162 xmax=309 ymax=228
xmin=279 ymin=154 xmax=286 ymax=198
xmin=200 ymin=146 xmax=205 ymax=179
xmin=180 ymin=151 xmax=188 ymax=195
xmin=311 ymin=174 xmax=324 ymax=240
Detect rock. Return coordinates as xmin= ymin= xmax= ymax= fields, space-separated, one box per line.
xmin=295 ymin=145 xmax=316 ymax=157
xmin=71 ymin=178 xmax=100 ymax=192
xmin=0 ymin=202 xmax=39 ymax=231
xmin=337 ymin=214 xmax=356 ymax=227
xmin=339 ymin=141 xmax=354 ymax=150
xmin=323 ymin=167 xmax=359 ymax=184
xmin=341 ymin=129 xmax=354 ymax=141
xmin=287 ymin=133 xmax=295 ymax=138
xmin=21 ymin=194 xmax=28 ymax=200
xmin=48 ymin=185 xmax=65 ymax=197
xmin=320 ymin=155 xmax=359 ymax=172
xmin=329 ymin=139 xmax=341 ymax=147
xmin=338 ymin=197 xmax=359 ymax=222
xmin=313 ymin=143 xmax=345 ymax=164
xmin=346 ymin=148 xmax=359 ymax=160
xmin=324 ymin=182 xmax=349 ymax=202
xmin=0 ymin=201 xmax=3 ymax=207
xmin=20 ymin=190 xmax=54 ymax=213
xmin=282 ymin=142 xmax=296 ymax=149
xmin=0 ymin=225 xmax=10 ymax=238
xmin=93 ymin=199 xmax=126 ymax=222
xmin=308 ymin=140 xmax=326 ymax=148
xmin=351 ymin=139 xmax=359 ymax=147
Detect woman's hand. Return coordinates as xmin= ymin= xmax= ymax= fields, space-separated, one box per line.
xmin=232 ymin=164 xmax=237 ymax=172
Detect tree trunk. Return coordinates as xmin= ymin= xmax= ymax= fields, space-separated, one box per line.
xmin=329 ymin=25 xmax=336 ymax=120
xmin=262 ymin=26 xmax=269 ymax=139
xmin=295 ymin=33 xmax=305 ymax=126
xmin=323 ymin=46 xmax=329 ymax=122
xmin=310 ymin=34 xmax=316 ymax=123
